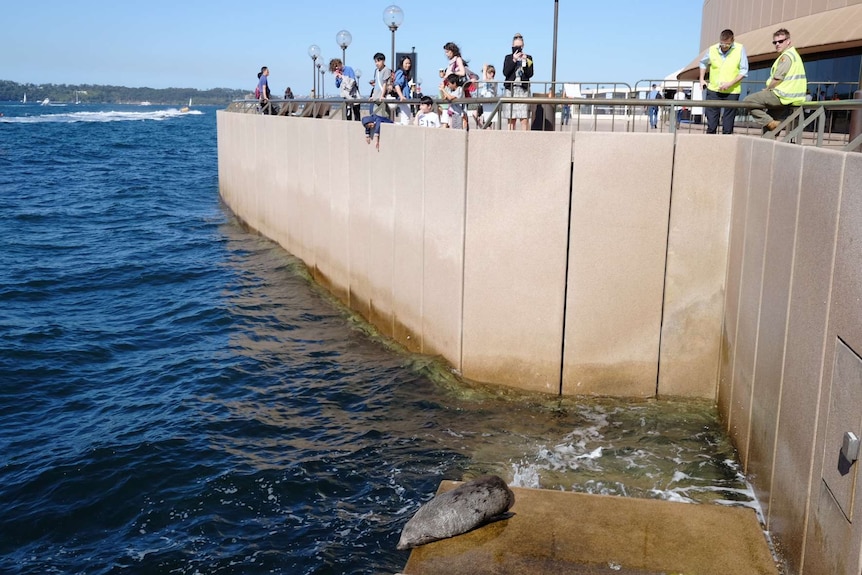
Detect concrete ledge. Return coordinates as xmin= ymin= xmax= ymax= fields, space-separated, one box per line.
xmin=402 ymin=482 xmax=778 ymax=575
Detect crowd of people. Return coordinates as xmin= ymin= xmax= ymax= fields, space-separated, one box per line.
xmin=354 ymin=35 xmax=534 ymax=137
xmin=255 ymin=33 xmax=535 ymax=137
xmin=256 ymin=25 xmax=808 ymax=140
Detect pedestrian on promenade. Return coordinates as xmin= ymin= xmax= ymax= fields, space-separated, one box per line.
xmin=257 ymin=66 xmax=274 ymax=115
xmin=743 ymin=28 xmax=807 ymax=132
xmin=502 ymin=33 xmax=533 ymax=131
xmin=647 ymin=84 xmax=661 ymax=129
xmin=673 ymin=90 xmax=688 ymax=127
xmin=437 ymin=68 xmax=450 ymax=128
xmin=441 ymin=74 xmax=465 ymax=130
xmin=329 ymin=58 xmax=361 ymax=121
xmin=441 ymin=42 xmax=469 ymax=128
xmin=370 ymin=52 xmax=393 ymax=117
xmin=698 ymin=29 xmax=749 ymax=134
xmin=476 ymin=64 xmax=498 ymax=129
xmin=393 ymin=55 xmax=414 ymax=125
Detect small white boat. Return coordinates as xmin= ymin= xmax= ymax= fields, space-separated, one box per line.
xmin=40 ymin=98 xmax=50 ymax=106
xmin=22 ymin=93 xmax=27 ymax=103
xmin=140 ymin=101 xmax=152 ymax=106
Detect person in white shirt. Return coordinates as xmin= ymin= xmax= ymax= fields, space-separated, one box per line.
xmin=414 ymin=96 xmax=441 ymax=127
xmin=673 ymin=90 xmax=688 ymax=127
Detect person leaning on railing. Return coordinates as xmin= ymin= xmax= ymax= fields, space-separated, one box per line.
xmin=742 ymin=28 xmax=807 ymax=132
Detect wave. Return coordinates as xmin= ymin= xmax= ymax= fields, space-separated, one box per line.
xmin=0 ymin=109 xmax=204 ymax=123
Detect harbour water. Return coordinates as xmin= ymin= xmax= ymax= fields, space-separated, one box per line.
xmin=0 ymin=103 xmax=755 ymax=574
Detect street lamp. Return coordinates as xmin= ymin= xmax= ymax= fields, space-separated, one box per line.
xmin=308 ymin=44 xmax=321 ymax=98
xmin=551 ymin=0 xmax=559 ymax=96
xmin=382 ymin=5 xmax=404 ymax=71
xmin=319 ymin=64 xmax=325 ymax=99
xmin=336 ymin=30 xmax=352 ymax=64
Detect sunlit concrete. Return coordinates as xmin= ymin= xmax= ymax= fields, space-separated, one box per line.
xmin=402 ymin=482 xmax=779 ymax=575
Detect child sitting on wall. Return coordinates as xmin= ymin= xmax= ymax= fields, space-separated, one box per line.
xmin=361 ymin=114 xmax=394 ymax=150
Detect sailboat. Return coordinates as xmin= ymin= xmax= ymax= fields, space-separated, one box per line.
xmin=180 ymin=98 xmax=192 ymax=113
xmin=22 ymin=93 xmax=27 ymax=104
xmin=41 ymin=98 xmax=50 ymax=106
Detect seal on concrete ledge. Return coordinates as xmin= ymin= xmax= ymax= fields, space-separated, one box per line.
xmin=396 ymin=475 xmax=515 ymax=550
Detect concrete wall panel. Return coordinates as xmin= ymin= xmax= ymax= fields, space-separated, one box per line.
xmin=563 ymin=132 xmax=674 ymax=397
xmin=463 ymin=131 xmax=572 ymax=394
xmin=363 ymin=122 xmax=398 ymax=337
xmin=421 ymin=128 xmax=467 ymax=366
xmin=293 ymin=118 xmax=318 ymax=266
xmin=275 ymin=117 xmax=300 ymax=254
xmin=314 ymin=121 xmax=352 ymax=302
xmin=391 ymin=126 xmax=428 ymax=353
xmin=728 ymin=138 xmax=775 ymax=467
xmin=347 ymin=120 xmax=373 ymax=320
xmin=766 ymin=147 xmax=842 ymax=574
xmin=658 ymin=135 xmax=736 ymax=398
xmin=718 ymin=137 xmax=753 ymax=429
xmin=747 ymin=142 xmax=804 ymax=520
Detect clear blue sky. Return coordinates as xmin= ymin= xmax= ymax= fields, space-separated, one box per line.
xmin=2 ymin=1 xmax=703 ymax=95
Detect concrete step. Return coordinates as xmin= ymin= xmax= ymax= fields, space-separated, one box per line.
xmin=401 ymin=482 xmax=779 ymax=575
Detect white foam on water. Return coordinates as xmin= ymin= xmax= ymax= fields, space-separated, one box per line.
xmin=0 ymin=109 xmax=202 ymax=123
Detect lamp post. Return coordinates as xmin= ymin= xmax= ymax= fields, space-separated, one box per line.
xmin=551 ymin=0 xmax=559 ymax=97
xmin=382 ymin=5 xmax=404 ymax=70
xmin=319 ymin=65 xmax=325 ymax=99
xmin=336 ymin=30 xmax=352 ymax=65
xmin=308 ymin=44 xmax=321 ymax=98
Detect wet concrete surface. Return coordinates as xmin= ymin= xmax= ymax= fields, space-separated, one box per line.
xmin=401 ymin=482 xmax=779 ymax=575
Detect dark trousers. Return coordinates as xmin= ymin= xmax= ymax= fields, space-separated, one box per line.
xmin=346 ymin=103 xmax=361 ymax=121
xmin=704 ymin=89 xmax=740 ymax=134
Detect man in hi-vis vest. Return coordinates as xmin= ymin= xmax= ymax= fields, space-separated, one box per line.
xmin=698 ymin=29 xmax=748 ymax=134
xmin=743 ymin=28 xmax=808 ymax=132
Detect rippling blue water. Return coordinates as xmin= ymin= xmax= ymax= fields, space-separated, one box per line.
xmin=0 ymin=103 xmax=753 ymax=575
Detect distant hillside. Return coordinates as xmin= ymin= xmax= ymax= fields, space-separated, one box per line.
xmin=0 ymin=80 xmax=248 ymax=105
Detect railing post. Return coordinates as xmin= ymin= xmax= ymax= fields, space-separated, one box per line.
xmin=850 ymin=90 xmax=862 ymax=152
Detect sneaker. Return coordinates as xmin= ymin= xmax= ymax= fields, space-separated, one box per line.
xmin=766 ymin=120 xmax=780 ymax=131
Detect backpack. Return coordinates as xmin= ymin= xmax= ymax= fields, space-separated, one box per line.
xmin=254 ymin=85 xmax=261 ymax=99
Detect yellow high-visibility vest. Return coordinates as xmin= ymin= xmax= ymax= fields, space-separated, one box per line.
xmin=769 ymin=47 xmax=807 ymax=105
xmin=707 ymin=43 xmax=744 ymax=94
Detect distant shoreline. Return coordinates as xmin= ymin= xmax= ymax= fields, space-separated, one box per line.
xmin=0 ymin=79 xmax=246 ymax=106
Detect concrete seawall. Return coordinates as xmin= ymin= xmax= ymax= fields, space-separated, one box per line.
xmin=217 ymin=110 xmax=862 ymax=574
xmin=217 ymin=111 xmax=734 ymax=399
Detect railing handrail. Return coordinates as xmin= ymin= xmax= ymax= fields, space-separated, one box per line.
xmin=228 ymin=91 xmax=862 ymax=151
xmin=233 ymin=95 xmax=862 ymax=109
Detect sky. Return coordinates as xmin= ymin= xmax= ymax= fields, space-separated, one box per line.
xmin=1 ymin=1 xmax=704 ymax=96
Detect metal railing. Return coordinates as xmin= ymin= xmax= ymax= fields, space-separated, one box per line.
xmin=227 ymin=83 xmax=862 ymax=152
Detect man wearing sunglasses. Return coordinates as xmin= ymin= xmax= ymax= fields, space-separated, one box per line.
xmin=743 ymin=28 xmax=808 ymax=132
xmin=698 ymin=29 xmax=748 ymax=134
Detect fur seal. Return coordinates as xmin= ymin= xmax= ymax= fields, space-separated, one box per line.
xmin=396 ymin=474 xmax=515 ymax=550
